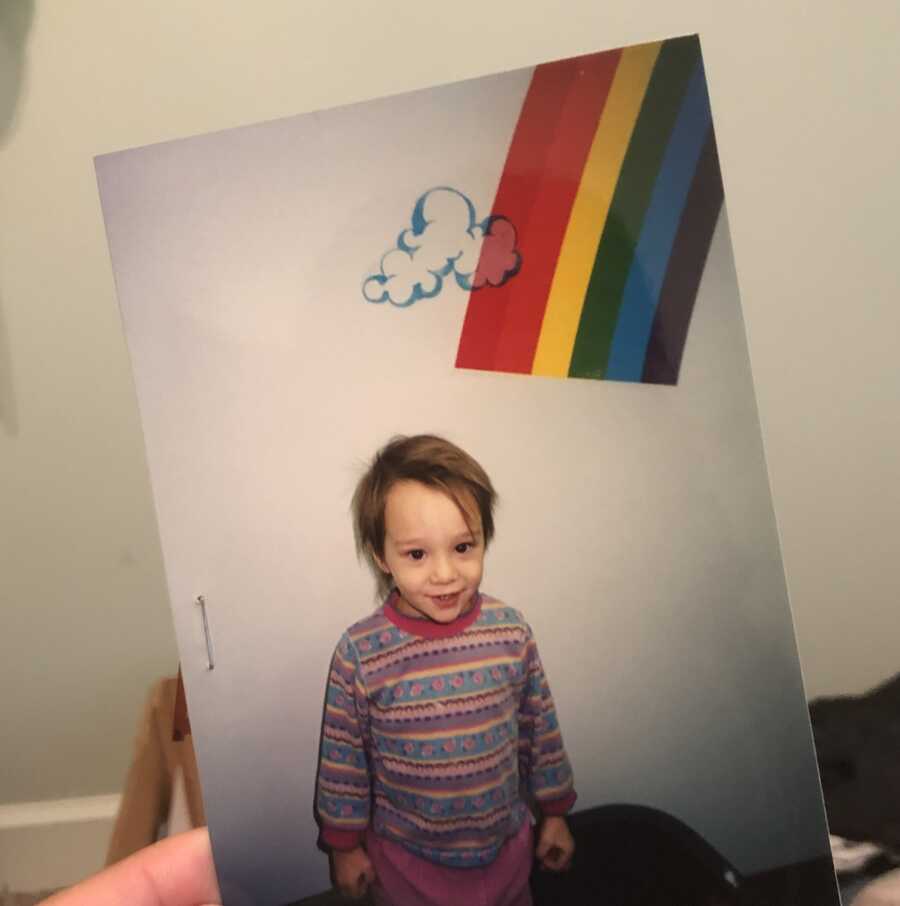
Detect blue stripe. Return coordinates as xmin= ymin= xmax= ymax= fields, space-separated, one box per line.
xmin=376 ymin=778 xmax=516 ymax=818
xmin=605 ymin=62 xmax=712 ymax=381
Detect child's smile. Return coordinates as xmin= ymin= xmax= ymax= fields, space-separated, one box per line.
xmin=375 ymin=480 xmax=484 ymax=624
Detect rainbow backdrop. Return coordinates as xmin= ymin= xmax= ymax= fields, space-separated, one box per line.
xmin=456 ymin=35 xmax=724 ymax=385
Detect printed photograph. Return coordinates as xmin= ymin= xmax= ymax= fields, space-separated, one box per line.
xmin=95 ymin=34 xmax=840 ymax=906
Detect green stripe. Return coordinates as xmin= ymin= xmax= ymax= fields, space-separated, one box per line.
xmin=569 ymin=35 xmax=701 ymax=378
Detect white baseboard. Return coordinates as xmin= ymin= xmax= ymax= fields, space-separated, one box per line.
xmin=0 ymin=794 xmax=121 ymax=892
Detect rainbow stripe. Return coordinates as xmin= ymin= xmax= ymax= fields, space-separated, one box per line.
xmin=455 ymin=35 xmax=724 ymax=385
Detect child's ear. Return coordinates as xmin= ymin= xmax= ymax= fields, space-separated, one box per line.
xmin=371 ymin=548 xmax=390 ymax=575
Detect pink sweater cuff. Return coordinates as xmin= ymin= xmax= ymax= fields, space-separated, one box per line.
xmin=320 ymin=826 xmax=365 ymax=851
xmin=538 ymin=791 xmax=578 ymax=816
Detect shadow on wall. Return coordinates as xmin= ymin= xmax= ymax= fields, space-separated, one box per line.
xmin=0 ymin=0 xmax=34 ymax=437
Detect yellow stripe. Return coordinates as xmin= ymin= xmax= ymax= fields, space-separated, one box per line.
xmin=368 ymin=655 xmax=514 ymax=692
xmin=324 ymin=815 xmax=368 ymax=828
xmin=323 ymin=724 xmax=363 ymax=746
xmin=379 ymin=716 xmax=510 ymax=741
xmin=537 ymin=781 xmax=573 ymax=798
xmin=382 ymin=767 xmax=517 ymax=800
xmin=321 ymin=762 xmax=369 ymax=779
xmin=532 ymin=41 xmax=661 ymax=377
xmin=325 ymin=702 xmax=355 ymax=721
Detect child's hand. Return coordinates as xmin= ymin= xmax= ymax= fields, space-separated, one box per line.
xmin=536 ymin=815 xmax=575 ymax=872
xmin=332 ymin=845 xmax=377 ymax=899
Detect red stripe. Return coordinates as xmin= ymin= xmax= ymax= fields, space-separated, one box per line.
xmin=456 ymin=50 xmax=622 ymax=373
xmin=455 ymin=58 xmax=580 ymax=370
xmin=319 ymin=827 xmax=365 ymax=851
xmin=493 ymin=49 xmax=622 ymax=373
xmin=539 ymin=791 xmax=578 ymax=816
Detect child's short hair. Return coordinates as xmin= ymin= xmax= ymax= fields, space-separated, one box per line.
xmin=352 ymin=434 xmax=497 ymax=597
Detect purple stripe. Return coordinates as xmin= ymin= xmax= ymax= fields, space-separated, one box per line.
xmin=325 ymin=712 xmax=363 ymax=736
xmin=374 ymin=717 xmax=510 ymax=741
xmin=642 ymin=126 xmax=723 ymax=383
xmin=379 ymin=762 xmax=515 ymax=795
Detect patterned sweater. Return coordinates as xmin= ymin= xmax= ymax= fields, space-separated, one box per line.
xmin=315 ymin=591 xmax=576 ymax=867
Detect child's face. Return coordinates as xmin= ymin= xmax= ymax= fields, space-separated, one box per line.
xmin=374 ymin=480 xmax=485 ymax=624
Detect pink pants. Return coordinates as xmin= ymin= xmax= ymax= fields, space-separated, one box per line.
xmin=365 ymin=819 xmax=533 ymax=906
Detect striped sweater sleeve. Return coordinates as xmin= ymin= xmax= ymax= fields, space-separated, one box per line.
xmin=315 ymin=633 xmax=372 ymax=850
xmin=518 ymin=625 xmax=577 ymax=815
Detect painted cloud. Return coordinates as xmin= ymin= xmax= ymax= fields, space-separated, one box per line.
xmin=363 ymin=187 xmax=520 ymax=307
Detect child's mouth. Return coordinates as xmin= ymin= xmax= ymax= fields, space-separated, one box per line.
xmin=431 ymin=593 xmax=460 ymax=609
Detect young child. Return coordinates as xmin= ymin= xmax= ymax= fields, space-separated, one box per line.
xmin=315 ymin=435 xmax=576 ymax=906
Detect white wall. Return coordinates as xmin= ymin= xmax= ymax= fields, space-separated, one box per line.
xmin=0 ymin=797 xmax=118 ymax=890
xmin=0 ymin=0 xmax=897 ymax=824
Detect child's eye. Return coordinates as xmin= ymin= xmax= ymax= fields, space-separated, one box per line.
xmin=408 ymin=549 xmax=425 ymax=561
xmin=455 ymin=542 xmax=473 ymax=554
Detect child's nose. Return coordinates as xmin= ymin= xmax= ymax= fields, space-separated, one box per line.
xmin=430 ymin=554 xmax=455 ymax=582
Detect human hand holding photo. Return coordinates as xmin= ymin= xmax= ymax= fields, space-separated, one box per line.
xmin=332 ymin=845 xmax=377 ymax=899
xmin=41 ymin=827 xmax=220 ymax=906
xmin=536 ymin=815 xmax=575 ymax=872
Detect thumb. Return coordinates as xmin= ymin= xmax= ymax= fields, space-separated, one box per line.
xmin=535 ymin=833 xmax=551 ymax=860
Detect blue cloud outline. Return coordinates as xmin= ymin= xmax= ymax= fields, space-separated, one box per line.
xmin=363 ymin=187 xmax=520 ymax=307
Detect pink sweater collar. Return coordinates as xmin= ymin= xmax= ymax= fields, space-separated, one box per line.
xmin=383 ymin=589 xmax=483 ymax=639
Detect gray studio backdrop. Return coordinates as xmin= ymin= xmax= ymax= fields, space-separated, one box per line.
xmin=96 ymin=61 xmax=829 ymax=904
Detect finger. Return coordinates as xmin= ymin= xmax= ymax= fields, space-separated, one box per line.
xmin=43 ymin=828 xmax=221 ymax=906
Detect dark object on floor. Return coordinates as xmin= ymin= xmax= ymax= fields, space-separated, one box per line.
xmin=531 ymin=804 xmax=740 ymax=905
xmin=809 ymin=672 xmax=900 ymax=850
xmin=530 ymin=804 xmax=839 ymax=906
